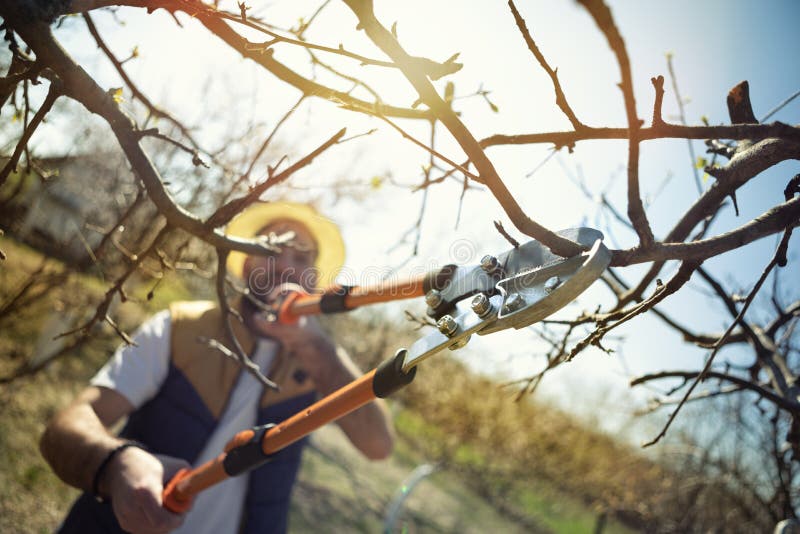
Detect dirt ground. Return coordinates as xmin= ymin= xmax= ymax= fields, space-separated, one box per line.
xmin=290 ymin=424 xmax=548 ymax=533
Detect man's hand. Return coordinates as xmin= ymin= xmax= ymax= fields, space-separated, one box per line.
xmin=247 ymin=283 xmax=394 ymax=460
xmin=102 ymin=447 xmax=189 ymax=534
xmin=250 ymin=284 xmax=338 ymax=373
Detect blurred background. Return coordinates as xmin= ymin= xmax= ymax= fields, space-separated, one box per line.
xmin=1 ymin=1 xmax=799 ymax=532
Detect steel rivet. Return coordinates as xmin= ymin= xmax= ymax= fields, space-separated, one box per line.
xmin=425 ymin=289 xmax=443 ymax=308
xmin=502 ymin=292 xmax=525 ymax=314
xmin=480 ymin=255 xmax=499 ymax=274
xmin=471 ymin=294 xmax=492 ymax=317
xmin=544 ymin=276 xmax=561 ymax=293
xmin=437 ymin=315 xmax=458 ymax=337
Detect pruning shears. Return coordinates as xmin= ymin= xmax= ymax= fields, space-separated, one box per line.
xmin=162 ymin=227 xmax=611 ymax=512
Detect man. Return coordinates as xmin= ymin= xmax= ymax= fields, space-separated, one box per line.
xmin=40 ymin=202 xmax=394 ymax=534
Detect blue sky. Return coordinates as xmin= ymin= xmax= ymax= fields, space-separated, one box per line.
xmin=17 ymin=1 xmax=800 ymax=433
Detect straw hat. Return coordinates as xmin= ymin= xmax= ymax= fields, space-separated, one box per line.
xmin=225 ymin=202 xmax=345 ymax=289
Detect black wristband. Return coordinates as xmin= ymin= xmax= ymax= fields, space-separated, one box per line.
xmin=92 ymin=441 xmax=147 ymax=502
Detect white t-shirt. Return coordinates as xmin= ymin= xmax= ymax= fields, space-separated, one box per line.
xmin=92 ymin=310 xmax=278 ymax=534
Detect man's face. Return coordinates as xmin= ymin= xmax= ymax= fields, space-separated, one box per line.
xmin=243 ymin=219 xmax=319 ymax=298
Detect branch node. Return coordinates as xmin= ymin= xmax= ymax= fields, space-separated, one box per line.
xmin=650 ymin=74 xmax=665 ymax=127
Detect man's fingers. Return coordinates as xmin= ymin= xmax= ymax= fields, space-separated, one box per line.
xmin=135 ymin=486 xmax=184 ymax=533
xmin=154 ymin=454 xmax=190 ymax=482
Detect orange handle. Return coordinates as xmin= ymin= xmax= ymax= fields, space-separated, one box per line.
xmin=160 ymin=350 xmax=415 ymax=510
xmin=261 ymin=369 xmax=377 ymax=454
xmin=162 ymin=467 xmax=195 ymax=513
xmin=162 ymin=370 xmax=381 ymax=510
xmin=277 ymin=273 xmax=432 ymax=324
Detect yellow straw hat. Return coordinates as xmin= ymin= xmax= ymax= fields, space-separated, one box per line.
xmin=225 ymin=202 xmax=345 ymax=289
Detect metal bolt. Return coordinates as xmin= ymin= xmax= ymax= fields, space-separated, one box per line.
xmin=544 ymin=276 xmax=561 ymax=294
xmin=437 ymin=315 xmax=458 ymax=337
xmin=502 ymin=292 xmax=525 ymax=314
xmin=480 ymin=255 xmax=499 ymax=274
xmin=471 ymin=293 xmax=493 ymax=317
xmin=425 ymin=289 xmax=443 ymax=308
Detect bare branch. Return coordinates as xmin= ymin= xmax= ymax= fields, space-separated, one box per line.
xmin=192 ymin=6 xmax=434 ymax=120
xmin=507 ymin=0 xmax=585 ymax=130
xmin=611 ymin=193 xmax=800 ymax=266
xmin=630 ymin=371 xmax=800 ymax=412
xmin=241 ymin=94 xmax=305 ymax=181
xmin=342 ymin=0 xmax=585 ymax=258
xmin=0 ymin=80 xmax=61 ymax=188
xmin=206 ymin=127 xmax=347 ymax=229
xmin=82 ymin=12 xmax=208 ymax=155
xmin=214 ymin=249 xmax=279 ymax=391
xmin=11 ymin=18 xmax=280 ymax=256
xmin=578 ymin=0 xmax=653 ymax=247
xmin=136 ymin=128 xmax=209 ymax=167
xmin=642 ymin=222 xmax=796 ymax=447
xmin=480 ymin=122 xmax=800 ymax=149
xmin=616 ymin=135 xmax=800 ymax=297
xmin=567 ymin=259 xmax=701 ymax=361
xmin=378 ymin=115 xmax=481 ymax=183
xmin=631 ymin=371 xmax=800 ymax=414
xmin=650 ymin=75 xmax=665 ymax=127
xmin=666 ymin=53 xmax=703 ymax=194
xmin=493 ymin=220 xmax=520 ymax=249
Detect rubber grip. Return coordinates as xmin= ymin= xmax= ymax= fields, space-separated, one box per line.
xmin=319 ymin=285 xmax=353 ymax=313
xmin=372 ymin=350 xmax=416 ymax=398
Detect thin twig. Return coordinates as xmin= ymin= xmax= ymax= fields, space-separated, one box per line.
xmin=642 ymin=222 xmax=796 ymax=447
xmin=494 ymin=221 xmax=520 ymax=249
xmin=242 ymin=94 xmax=305 ymax=181
xmin=206 ymin=128 xmax=347 ymax=229
xmin=137 ymin=128 xmax=209 ymax=167
xmin=760 ymin=88 xmax=800 ymax=122
xmin=568 ymin=260 xmax=701 ymax=361
xmin=666 ymin=53 xmax=703 ymax=195
xmin=378 ymin=115 xmax=482 ymax=182
xmin=215 ymin=249 xmax=279 ymax=391
xmin=632 ymin=371 xmax=800 ymax=414
xmin=507 ymin=0 xmax=585 ymax=130
xmin=0 ymin=80 xmax=62 ymax=188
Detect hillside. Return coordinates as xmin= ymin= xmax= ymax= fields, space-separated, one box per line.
xmin=0 ymin=235 xmax=762 ymax=532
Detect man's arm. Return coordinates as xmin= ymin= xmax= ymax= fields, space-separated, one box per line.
xmin=309 ymin=342 xmax=395 ymax=460
xmin=40 ymin=386 xmax=132 ymax=491
xmin=40 ymin=386 xmax=187 ymax=533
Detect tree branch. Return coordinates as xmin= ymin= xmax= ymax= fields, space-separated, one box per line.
xmin=507 ymin=0 xmax=585 ymax=130
xmin=205 ymin=127 xmax=347 ymax=229
xmin=611 ymin=193 xmax=800 ymax=266
xmin=341 ymin=0 xmax=584 ymax=258
xmin=8 ymin=16 xmax=280 ymax=256
xmin=578 ymin=0 xmax=653 ymax=246
xmin=0 ymin=80 xmax=62 ymax=188
xmin=666 ymin=53 xmax=703 ymax=194
xmin=213 ymin=249 xmax=279 ymax=391
xmin=641 ymin=222 xmax=797 ymax=447
xmin=631 ymin=371 xmax=800 ymax=413
xmin=480 ymin=122 xmax=800 ymax=149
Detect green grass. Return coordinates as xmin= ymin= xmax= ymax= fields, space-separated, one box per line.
xmin=0 ymin=236 xmax=198 ymax=532
xmin=393 ymin=408 xmax=635 ymax=534
xmin=0 ymin=235 xmax=669 ymax=533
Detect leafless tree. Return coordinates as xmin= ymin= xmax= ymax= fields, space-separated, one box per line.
xmin=0 ymin=0 xmax=798 ymax=523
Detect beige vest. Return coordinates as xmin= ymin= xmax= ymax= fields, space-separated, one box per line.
xmin=169 ymin=300 xmax=316 ymax=420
